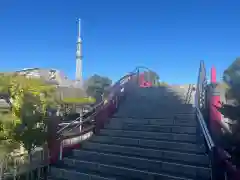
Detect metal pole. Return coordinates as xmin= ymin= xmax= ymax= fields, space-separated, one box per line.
xmin=59 ymin=141 xmax=63 ymax=160
xmin=79 ymin=108 xmax=82 ymax=133
xmin=137 ymin=69 xmax=140 ymax=85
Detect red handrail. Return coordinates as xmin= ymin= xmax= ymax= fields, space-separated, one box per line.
xmin=209 ymin=66 xmax=239 ymax=180
xmin=139 ymin=73 xmax=153 ymax=87
xmin=47 ymin=70 xmax=140 ymax=163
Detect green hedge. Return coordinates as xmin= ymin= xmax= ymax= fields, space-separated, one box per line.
xmin=61 ymin=97 xmax=96 ymax=104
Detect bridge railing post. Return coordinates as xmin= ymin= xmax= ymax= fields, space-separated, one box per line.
xmin=208 ymin=66 xmax=238 ymax=180
xmin=137 ymin=69 xmax=140 ymax=86
xmin=209 ymin=84 xmax=222 ymax=137
xmin=210 ymin=147 xmax=226 ymax=180
xmin=209 ymin=67 xmax=223 ymax=138
xmin=208 ymin=67 xmax=223 ymax=179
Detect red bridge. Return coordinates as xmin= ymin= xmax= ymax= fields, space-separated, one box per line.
xmin=40 ymin=61 xmax=240 ymax=179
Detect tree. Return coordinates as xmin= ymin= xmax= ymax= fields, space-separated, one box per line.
xmin=223 ymin=57 xmax=240 ymax=86
xmin=84 ymin=75 xmax=112 ymax=102
xmin=0 ymin=74 xmax=56 ymax=159
xmin=0 ymin=74 xmax=19 ymax=156
xmin=157 ymin=81 xmax=168 ymax=86
xmin=0 ymin=112 xmax=19 ymax=158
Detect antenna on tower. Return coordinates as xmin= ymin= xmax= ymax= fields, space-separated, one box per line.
xmin=75 ymin=18 xmax=83 ymax=87
xmin=78 ymin=18 xmax=81 ymax=40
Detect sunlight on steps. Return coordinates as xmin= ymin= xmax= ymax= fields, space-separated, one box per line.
xmin=48 ymin=86 xmax=210 ymax=180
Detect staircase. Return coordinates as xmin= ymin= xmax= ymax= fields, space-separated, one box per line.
xmin=49 ymin=86 xmax=211 ymax=180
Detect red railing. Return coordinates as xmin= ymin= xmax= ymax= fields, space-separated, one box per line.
xmin=208 ymin=66 xmax=240 ymax=180
xmin=47 ymin=68 xmax=144 ymax=164
xmin=139 ymin=73 xmax=153 ymax=87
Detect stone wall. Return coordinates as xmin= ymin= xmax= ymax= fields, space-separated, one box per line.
xmin=170 ymin=84 xmax=196 ymax=104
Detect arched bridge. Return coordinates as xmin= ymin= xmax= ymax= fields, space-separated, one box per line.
xmin=46 ymin=63 xmax=239 ymax=180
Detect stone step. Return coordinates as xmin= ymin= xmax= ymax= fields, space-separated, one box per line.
xmin=48 ymin=87 xmax=209 ymax=180
xmin=122 ymin=99 xmax=188 ymax=104
xmin=62 ymin=158 xmax=195 ymax=180
xmin=89 ymin=136 xmax=205 ymax=153
xmin=117 ymin=104 xmax=194 ymax=110
xmin=104 ymin=123 xmax=197 ymax=134
xmin=108 ymin=117 xmax=196 ymax=127
xmin=50 ymin=167 xmax=114 ymax=180
xmin=113 ymin=113 xmax=196 ymax=120
xmin=72 ymin=150 xmax=210 ymax=179
xmin=115 ymin=109 xmax=195 ymax=118
xmin=99 ymin=129 xmax=198 ymax=143
xmin=82 ymin=142 xmax=208 ymax=166
xmin=119 ymin=94 xmax=190 ymax=100
xmin=122 ymin=94 xmax=188 ymax=99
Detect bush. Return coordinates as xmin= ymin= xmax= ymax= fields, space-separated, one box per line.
xmin=61 ymin=97 xmax=96 ymax=104
xmin=158 ymin=81 xmax=168 ymax=86
xmin=0 ymin=74 xmax=56 ymax=158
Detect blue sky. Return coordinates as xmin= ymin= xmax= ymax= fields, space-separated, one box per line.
xmin=0 ymin=0 xmax=239 ymax=84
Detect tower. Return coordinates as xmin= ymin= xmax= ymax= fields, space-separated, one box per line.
xmin=76 ymin=18 xmax=83 ymax=87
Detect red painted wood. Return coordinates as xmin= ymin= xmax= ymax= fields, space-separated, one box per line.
xmin=209 ymin=66 xmax=222 ymax=134
xmin=139 ymin=73 xmax=153 ymax=87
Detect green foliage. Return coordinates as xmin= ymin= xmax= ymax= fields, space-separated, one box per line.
xmin=0 ymin=113 xmax=15 ymax=140
xmin=0 ymin=74 xmax=12 ymax=94
xmin=12 ymin=92 xmax=47 ymax=153
xmin=226 ymin=57 xmax=240 ymax=72
xmin=0 ymin=113 xmax=19 ymax=157
xmin=85 ymin=74 xmax=112 ymax=100
xmin=61 ymin=97 xmax=96 ymax=104
xmin=223 ymin=57 xmax=240 ymax=85
xmin=8 ymin=75 xmax=56 ymax=118
xmin=0 ymin=74 xmax=56 ymax=155
xmin=158 ymin=81 xmax=168 ymax=86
